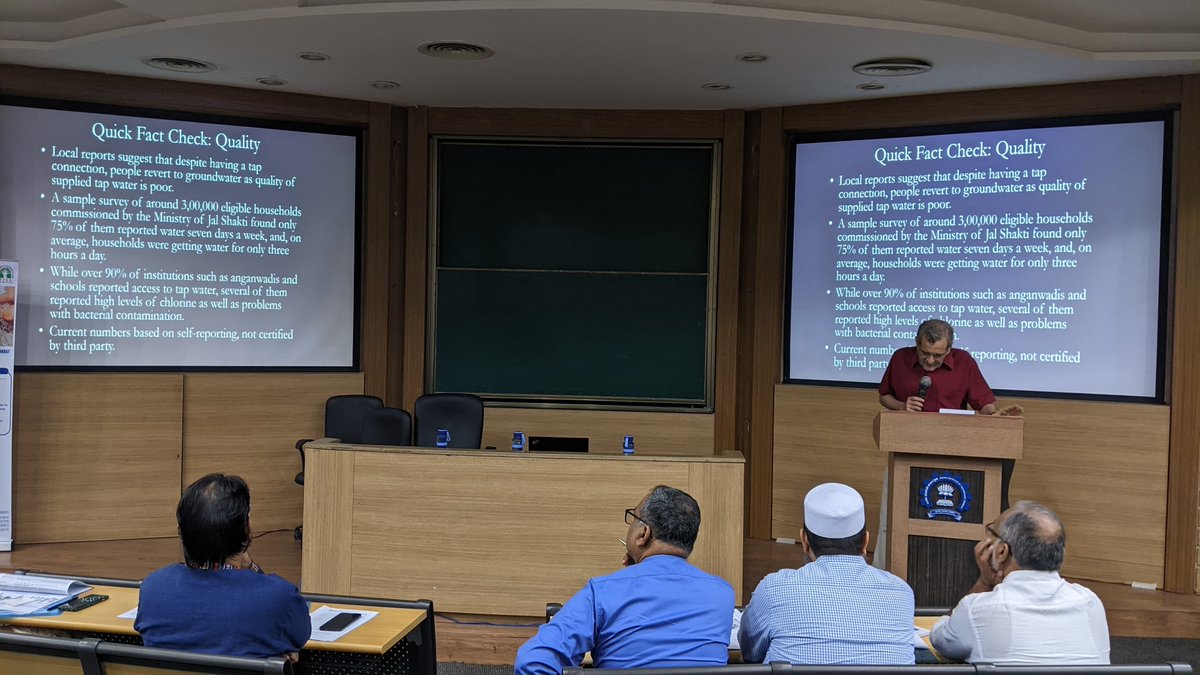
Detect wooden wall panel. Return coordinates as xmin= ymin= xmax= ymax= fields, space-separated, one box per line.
xmin=13 ymin=374 xmax=183 ymax=543
xmin=181 ymin=372 xmax=365 ymax=533
xmin=427 ymin=108 xmax=725 ymax=138
xmin=773 ymin=385 xmax=1169 ymax=586
xmin=481 ymin=407 xmax=714 ymax=456
xmin=714 ymin=110 xmax=746 ymax=457
xmin=361 ymin=101 xmax=396 ymax=400
xmin=1170 ymin=74 xmax=1200 ymax=593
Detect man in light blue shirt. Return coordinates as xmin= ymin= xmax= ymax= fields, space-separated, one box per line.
xmin=739 ymin=482 xmax=915 ymax=665
xmin=515 ymin=485 xmax=735 ymax=675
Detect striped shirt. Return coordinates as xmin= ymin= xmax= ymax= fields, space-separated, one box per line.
xmin=739 ymin=555 xmax=916 ymax=665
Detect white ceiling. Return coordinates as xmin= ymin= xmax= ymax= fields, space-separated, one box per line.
xmin=1 ymin=0 xmax=1198 ymax=109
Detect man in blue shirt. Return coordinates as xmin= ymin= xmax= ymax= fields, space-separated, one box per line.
xmin=739 ymin=482 xmax=915 ymax=665
xmin=515 ymin=485 xmax=734 ymax=675
xmin=136 ymin=474 xmax=311 ymax=661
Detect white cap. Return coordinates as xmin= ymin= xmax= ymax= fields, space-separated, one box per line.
xmin=804 ymin=483 xmax=865 ymax=538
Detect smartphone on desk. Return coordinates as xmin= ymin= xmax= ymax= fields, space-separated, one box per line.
xmin=60 ymin=594 xmax=108 ymax=612
xmin=318 ymin=612 xmax=361 ymax=632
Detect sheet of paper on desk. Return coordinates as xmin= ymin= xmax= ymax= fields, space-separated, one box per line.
xmin=118 ymin=607 xmax=138 ymax=620
xmin=938 ymin=409 xmax=975 ymax=415
xmin=729 ymin=608 xmax=742 ymax=650
xmin=309 ymin=605 xmax=378 ymax=642
xmin=913 ymin=626 xmax=931 ymax=649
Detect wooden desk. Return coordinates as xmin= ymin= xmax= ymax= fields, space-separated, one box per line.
xmin=1 ymin=584 xmax=426 ymax=654
xmin=302 ymin=443 xmax=746 ymax=615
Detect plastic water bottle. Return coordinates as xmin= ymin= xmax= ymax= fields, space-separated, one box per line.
xmin=512 ymin=431 xmax=526 ymax=452
xmin=436 ymin=428 xmax=451 ymax=448
xmin=622 ymin=435 xmax=635 ymax=456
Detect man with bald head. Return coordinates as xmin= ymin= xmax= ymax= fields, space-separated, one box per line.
xmin=930 ymin=501 xmax=1110 ymax=664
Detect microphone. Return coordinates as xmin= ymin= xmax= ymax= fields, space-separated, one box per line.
xmin=917 ymin=376 xmax=932 ymax=399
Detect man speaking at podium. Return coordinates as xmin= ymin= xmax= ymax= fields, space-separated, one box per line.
xmin=878 ymin=319 xmax=997 ymax=415
xmin=873 ymin=319 xmax=1004 ymax=569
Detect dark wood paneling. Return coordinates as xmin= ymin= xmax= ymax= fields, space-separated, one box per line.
xmin=426 ymin=108 xmax=725 ymax=138
xmin=714 ymin=110 xmax=745 ymax=453
xmin=401 ymin=107 xmax=430 ymax=410
xmin=746 ymin=108 xmax=787 ymax=539
xmin=1167 ymin=75 xmax=1200 ymax=593
xmin=361 ymin=102 xmax=393 ymax=399
xmin=782 ymin=76 xmax=1182 ymax=132
xmin=386 ymin=106 xmax=409 ymax=407
xmin=0 ymin=65 xmax=371 ymax=126
xmin=908 ymin=535 xmax=978 ymax=607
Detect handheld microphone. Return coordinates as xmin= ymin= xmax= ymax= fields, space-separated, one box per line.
xmin=917 ymin=375 xmax=932 ymax=399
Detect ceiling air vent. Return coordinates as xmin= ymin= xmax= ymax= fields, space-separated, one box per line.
xmin=142 ymin=57 xmax=215 ymax=74
xmin=418 ymin=41 xmax=495 ymax=60
xmin=852 ymin=58 xmax=932 ymax=77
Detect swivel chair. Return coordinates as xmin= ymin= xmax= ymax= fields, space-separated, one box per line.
xmin=413 ymin=393 xmax=484 ymax=449
xmin=360 ymin=407 xmax=413 ymax=446
xmin=294 ymin=394 xmax=383 ymax=539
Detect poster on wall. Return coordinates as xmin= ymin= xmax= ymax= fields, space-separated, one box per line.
xmin=0 ymin=260 xmax=15 ymax=551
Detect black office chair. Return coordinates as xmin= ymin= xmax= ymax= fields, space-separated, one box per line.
xmin=413 ymin=393 xmax=484 ymax=449
xmin=360 ymin=407 xmax=413 ymax=446
xmin=295 ymin=394 xmax=383 ymax=539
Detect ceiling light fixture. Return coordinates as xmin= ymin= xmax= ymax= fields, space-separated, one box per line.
xmin=142 ymin=57 xmax=215 ymax=74
xmin=255 ymin=77 xmax=287 ymax=86
xmin=857 ymin=82 xmax=887 ymax=91
xmin=736 ymin=53 xmax=769 ymax=63
xmin=701 ymin=83 xmax=733 ymax=91
xmin=298 ymin=52 xmax=331 ymax=62
xmin=418 ymin=41 xmax=495 ymax=60
xmin=852 ymin=58 xmax=932 ymax=77
xmin=369 ymin=80 xmax=401 ymax=90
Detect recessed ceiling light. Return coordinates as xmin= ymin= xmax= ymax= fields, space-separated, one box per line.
xmin=852 ymin=58 xmax=932 ymax=77
xmin=255 ymin=77 xmax=287 ymax=86
xmin=701 ymin=82 xmax=733 ymax=91
xmin=418 ymin=41 xmax=494 ymax=60
xmin=369 ymin=80 xmax=401 ymax=90
xmin=142 ymin=57 xmax=215 ymax=74
xmin=857 ymin=82 xmax=887 ymax=91
xmin=736 ymin=53 xmax=769 ymax=63
xmin=298 ymin=52 xmax=331 ymax=62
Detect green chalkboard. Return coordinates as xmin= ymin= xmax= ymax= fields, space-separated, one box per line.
xmin=431 ymin=140 xmax=716 ymax=405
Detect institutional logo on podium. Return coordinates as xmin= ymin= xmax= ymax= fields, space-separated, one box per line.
xmin=918 ymin=472 xmax=972 ymax=521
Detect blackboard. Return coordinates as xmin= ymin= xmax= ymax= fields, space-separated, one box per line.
xmin=431 ymin=140 xmax=716 ymax=405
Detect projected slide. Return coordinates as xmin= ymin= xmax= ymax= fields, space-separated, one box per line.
xmin=0 ymin=102 xmax=358 ymax=368
xmin=787 ymin=118 xmax=1166 ymax=398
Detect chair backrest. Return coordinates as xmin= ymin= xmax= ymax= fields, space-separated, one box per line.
xmin=0 ymin=632 xmax=292 ymax=675
xmin=413 ymin=393 xmax=484 ymax=449
xmin=360 ymin=407 xmax=413 ymax=446
xmin=325 ymin=394 xmax=383 ymax=444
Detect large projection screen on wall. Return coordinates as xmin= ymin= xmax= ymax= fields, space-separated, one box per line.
xmin=785 ymin=114 xmax=1170 ymax=400
xmin=0 ymin=99 xmax=360 ymax=369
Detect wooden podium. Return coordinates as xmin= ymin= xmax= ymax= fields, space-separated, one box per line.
xmin=874 ymin=410 xmax=1023 ymax=606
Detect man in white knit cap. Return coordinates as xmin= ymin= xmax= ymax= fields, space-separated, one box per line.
xmin=739 ymin=482 xmax=916 ymax=665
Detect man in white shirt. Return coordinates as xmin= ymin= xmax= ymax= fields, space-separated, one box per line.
xmin=930 ymin=501 xmax=1110 ymax=665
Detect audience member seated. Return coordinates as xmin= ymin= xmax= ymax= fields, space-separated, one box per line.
xmin=515 ymin=485 xmax=735 ymax=675
xmin=930 ymin=500 xmax=1110 ymax=664
xmin=136 ymin=473 xmax=311 ymax=661
xmin=739 ymin=482 xmax=916 ymax=665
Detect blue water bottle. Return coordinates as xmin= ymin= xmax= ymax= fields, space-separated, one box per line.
xmin=622 ymin=435 xmax=635 ymax=456
xmin=436 ymin=428 xmax=451 ymax=448
xmin=512 ymin=431 xmax=526 ymax=452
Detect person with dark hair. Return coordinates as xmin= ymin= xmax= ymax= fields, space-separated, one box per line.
xmin=738 ymin=483 xmax=915 ymax=665
xmin=135 ymin=473 xmax=310 ymax=660
xmin=878 ymin=319 xmax=997 ymax=415
xmin=514 ymin=485 xmax=734 ymax=675
xmin=930 ymin=501 xmax=1110 ymax=664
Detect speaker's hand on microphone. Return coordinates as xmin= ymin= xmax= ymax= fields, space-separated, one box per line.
xmin=904 ymin=396 xmax=924 ymax=412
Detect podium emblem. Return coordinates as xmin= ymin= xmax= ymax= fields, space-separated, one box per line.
xmin=919 ymin=473 xmax=972 ymax=521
